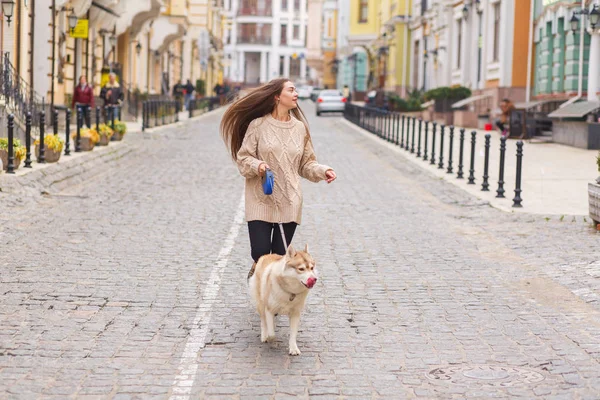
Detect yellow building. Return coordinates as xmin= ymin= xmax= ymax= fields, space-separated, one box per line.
xmin=340 ymin=0 xmax=411 ymax=99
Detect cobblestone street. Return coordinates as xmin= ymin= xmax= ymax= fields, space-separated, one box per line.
xmin=1 ymin=102 xmax=600 ymax=399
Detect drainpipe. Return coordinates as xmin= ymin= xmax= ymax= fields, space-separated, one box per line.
xmin=29 ymin=0 xmax=35 ymax=102
xmin=577 ymin=0 xmax=585 ymax=98
xmin=51 ymin=0 xmax=56 ymax=109
xmin=525 ymin=0 xmax=534 ymax=102
xmin=401 ymin=2 xmax=409 ymax=96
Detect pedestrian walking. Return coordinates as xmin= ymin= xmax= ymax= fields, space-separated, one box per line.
xmin=72 ymin=75 xmax=95 ymax=128
xmin=100 ymin=73 xmax=123 ymax=121
xmin=220 ymin=78 xmax=337 ymax=276
xmin=495 ymin=98 xmax=515 ymax=138
xmin=184 ymin=79 xmax=195 ymax=110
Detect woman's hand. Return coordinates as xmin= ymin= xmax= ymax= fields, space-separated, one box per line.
xmin=258 ymin=162 xmax=270 ymax=177
xmin=325 ymin=169 xmax=336 ymax=184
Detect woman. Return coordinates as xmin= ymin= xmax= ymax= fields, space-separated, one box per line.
xmin=495 ymin=98 xmax=515 ymax=138
xmin=72 ymin=75 xmax=95 ymax=128
xmin=220 ymin=79 xmax=336 ymax=275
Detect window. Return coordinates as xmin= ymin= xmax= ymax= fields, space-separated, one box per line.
xmin=457 ymin=19 xmax=462 ymax=69
xmin=281 ymin=0 xmax=288 ymax=11
xmin=280 ymin=55 xmax=285 ymax=76
xmin=293 ymin=25 xmax=300 ymax=40
xmin=493 ymin=3 xmax=500 ymax=62
xmin=290 ymin=58 xmax=301 ymax=77
xmin=294 ymin=0 xmax=300 ymax=12
xmin=281 ymin=24 xmax=287 ymax=45
xmin=359 ymin=0 xmax=368 ymax=23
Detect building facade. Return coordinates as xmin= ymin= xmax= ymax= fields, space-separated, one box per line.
xmin=223 ymin=0 xmax=309 ymax=85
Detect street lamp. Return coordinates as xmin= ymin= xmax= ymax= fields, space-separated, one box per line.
xmin=109 ymin=35 xmax=117 ymax=48
xmin=571 ymin=5 xmax=600 ymax=32
xmin=462 ymin=5 xmax=469 ymax=20
xmin=2 ymin=0 xmax=14 ymax=26
xmin=590 ymin=6 xmax=600 ymax=29
xmin=136 ymin=42 xmax=142 ymax=55
xmin=67 ymin=12 xmax=78 ymax=32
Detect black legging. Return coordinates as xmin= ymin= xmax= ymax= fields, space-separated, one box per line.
xmin=248 ymin=221 xmax=298 ymax=262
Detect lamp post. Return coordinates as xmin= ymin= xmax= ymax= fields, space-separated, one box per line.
xmin=2 ymin=0 xmax=14 ymax=26
xmin=570 ymin=4 xmax=599 ymax=98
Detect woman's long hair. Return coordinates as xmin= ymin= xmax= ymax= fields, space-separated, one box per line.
xmin=220 ymin=78 xmax=310 ymax=161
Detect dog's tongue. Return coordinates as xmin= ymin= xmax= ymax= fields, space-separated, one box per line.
xmin=306 ymin=277 xmax=317 ymax=288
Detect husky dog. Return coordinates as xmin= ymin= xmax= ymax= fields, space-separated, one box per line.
xmin=248 ymin=244 xmax=318 ymax=355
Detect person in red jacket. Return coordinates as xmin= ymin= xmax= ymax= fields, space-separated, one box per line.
xmin=72 ymin=75 xmax=95 ymax=128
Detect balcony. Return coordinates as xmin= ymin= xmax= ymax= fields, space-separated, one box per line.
xmin=237 ymin=23 xmax=272 ymax=45
xmin=238 ymin=36 xmax=272 ymax=45
xmin=238 ymin=1 xmax=272 ymax=16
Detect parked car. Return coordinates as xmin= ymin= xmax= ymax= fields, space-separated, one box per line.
xmin=316 ymin=90 xmax=347 ymax=116
xmin=297 ymin=85 xmax=312 ymax=99
xmin=310 ymin=87 xmax=324 ymax=102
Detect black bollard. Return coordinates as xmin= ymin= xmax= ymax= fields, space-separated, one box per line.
xmin=24 ymin=112 xmax=32 ymax=167
xmin=423 ymin=121 xmax=429 ymax=161
xmin=175 ymin=102 xmax=179 ymax=123
xmin=96 ymin=106 xmax=100 ymax=132
xmin=405 ymin=117 xmax=411 ymax=150
xmin=117 ymin=105 xmax=122 ymax=121
xmin=447 ymin=126 xmax=454 ymax=174
xmin=53 ymin=109 xmax=59 ymax=136
xmin=496 ymin=136 xmax=507 ymax=198
xmin=400 ymin=115 xmax=405 ymax=148
xmin=86 ymin=106 xmax=92 ymax=130
xmin=161 ymin=103 xmax=165 ymax=126
xmin=417 ymin=119 xmax=422 ymax=157
xmin=438 ymin=125 xmax=445 ymax=169
xmin=65 ymin=109 xmax=71 ymax=156
xmin=111 ymin=105 xmax=116 ymax=132
xmin=481 ymin=134 xmax=491 ymax=191
xmin=468 ymin=131 xmax=476 ymax=184
xmin=75 ymin=108 xmax=82 ymax=152
xmin=394 ymin=114 xmax=400 ymax=145
xmin=189 ymin=99 xmax=193 ymax=119
xmin=512 ymin=141 xmax=524 ymax=207
xmin=457 ymin=128 xmax=465 ymax=178
xmin=6 ymin=114 xmax=15 ymax=173
xmin=430 ymin=122 xmax=437 ymax=165
xmin=154 ymin=101 xmax=159 ymax=127
xmin=38 ymin=111 xmax=46 ymax=163
xmin=410 ymin=117 xmax=416 ymax=153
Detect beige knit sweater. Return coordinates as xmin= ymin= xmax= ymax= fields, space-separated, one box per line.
xmin=236 ymin=114 xmax=331 ymax=224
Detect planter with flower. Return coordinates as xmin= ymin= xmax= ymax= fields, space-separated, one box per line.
xmin=0 ymin=138 xmax=26 ymax=171
xmin=34 ymin=134 xmax=64 ymax=163
xmin=72 ymin=128 xmax=99 ymax=151
xmin=97 ymin=124 xmax=114 ymax=146
xmin=111 ymin=121 xmax=127 ymax=141
xmin=589 ymin=151 xmax=600 ymax=227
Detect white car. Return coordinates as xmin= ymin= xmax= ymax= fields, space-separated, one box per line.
xmin=315 ymin=90 xmax=347 ymax=116
xmin=297 ymin=86 xmax=312 ymax=99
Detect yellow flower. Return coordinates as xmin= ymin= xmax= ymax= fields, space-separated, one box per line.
xmin=34 ymin=134 xmax=64 ymax=152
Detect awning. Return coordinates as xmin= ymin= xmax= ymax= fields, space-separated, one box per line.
xmin=547 ymin=101 xmax=600 ymax=118
xmin=452 ymin=94 xmax=492 ymax=109
xmin=421 ymin=100 xmax=434 ymax=108
xmin=513 ymin=99 xmax=553 ymax=110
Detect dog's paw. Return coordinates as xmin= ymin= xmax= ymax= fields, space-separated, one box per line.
xmin=289 ymin=345 xmax=301 ymax=356
xmin=265 ymin=335 xmax=276 ymax=343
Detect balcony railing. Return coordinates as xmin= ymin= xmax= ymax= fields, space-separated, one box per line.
xmin=237 ymin=36 xmax=272 ymax=45
xmin=237 ymin=6 xmax=272 ymax=16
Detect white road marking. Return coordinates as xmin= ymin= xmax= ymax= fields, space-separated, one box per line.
xmin=169 ymin=193 xmax=245 ymax=400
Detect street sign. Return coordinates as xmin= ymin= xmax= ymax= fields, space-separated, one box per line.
xmin=70 ymin=19 xmax=89 ymax=39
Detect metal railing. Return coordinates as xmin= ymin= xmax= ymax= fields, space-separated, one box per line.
xmin=141 ymin=100 xmax=179 ymax=131
xmin=188 ymin=96 xmax=220 ymax=118
xmin=0 ymin=52 xmax=51 ymax=141
xmin=344 ymin=103 xmax=525 ymax=208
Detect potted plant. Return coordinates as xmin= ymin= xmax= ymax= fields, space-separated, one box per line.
xmin=97 ymin=124 xmax=114 ymax=146
xmin=111 ymin=120 xmax=127 ymax=141
xmin=0 ymin=138 xmax=26 ymax=171
xmin=590 ymin=151 xmax=600 ymax=228
xmin=72 ymin=128 xmax=99 ymax=151
xmin=34 ymin=134 xmax=64 ymax=163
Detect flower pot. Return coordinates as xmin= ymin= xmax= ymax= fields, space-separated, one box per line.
xmin=35 ymin=145 xmax=61 ymax=163
xmin=589 ymin=181 xmax=600 ymax=225
xmin=0 ymin=149 xmax=22 ymax=171
xmin=111 ymin=131 xmax=124 ymax=141
xmin=78 ymin=137 xmax=95 ymax=151
xmin=97 ymin=135 xmax=111 ymax=146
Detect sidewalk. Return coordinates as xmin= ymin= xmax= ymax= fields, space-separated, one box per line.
xmin=341 ymin=117 xmax=598 ymax=217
